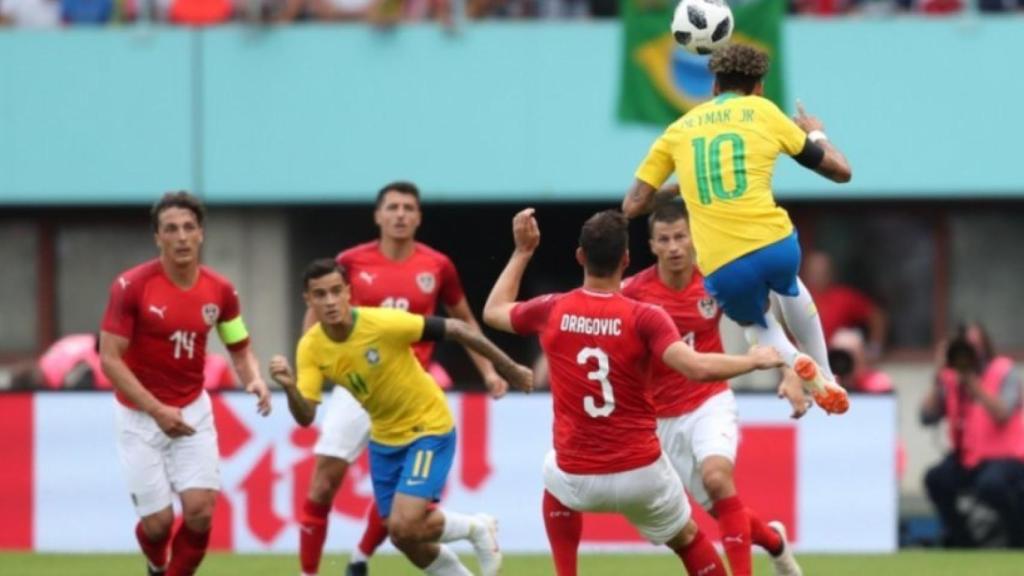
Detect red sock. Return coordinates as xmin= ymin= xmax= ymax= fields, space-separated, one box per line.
xmin=357 ymin=500 xmax=389 ymax=557
xmin=542 ymin=491 xmax=582 ymax=576
xmin=713 ymin=496 xmax=752 ymax=576
xmin=674 ymin=529 xmax=727 ymax=576
xmin=166 ymin=524 xmax=210 ymax=576
xmin=300 ymin=499 xmax=331 ymax=574
xmin=747 ymin=508 xmax=783 ymax=556
xmin=135 ymin=522 xmax=170 ymax=570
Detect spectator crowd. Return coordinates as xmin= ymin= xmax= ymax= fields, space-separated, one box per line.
xmin=1 ymin=0 xmax=1021 ymax=29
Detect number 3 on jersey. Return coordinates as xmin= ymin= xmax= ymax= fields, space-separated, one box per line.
xmin=577 ymin=347 xmax=615 ymax=418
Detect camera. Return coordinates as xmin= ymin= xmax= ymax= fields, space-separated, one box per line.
xmin=945 ymin=336 xmax=980 ymax=373
xmin=828 ymin=348 xmax=855 ymax=379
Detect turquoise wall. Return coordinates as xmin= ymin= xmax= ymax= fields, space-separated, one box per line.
xmin=1 ymin=19 xmax=1022 ymax=204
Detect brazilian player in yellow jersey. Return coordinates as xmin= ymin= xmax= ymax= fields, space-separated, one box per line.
xmin=622 ymin=44 xmax=853 ymax=416
xmin=270 ymin=259 xmax=533 ymax=576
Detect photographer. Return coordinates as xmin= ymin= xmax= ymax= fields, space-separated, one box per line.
xmin=921 ymin=323 xmax=1024 ymax=547
xmin=829 ymin=328 xmax=892 ymax=394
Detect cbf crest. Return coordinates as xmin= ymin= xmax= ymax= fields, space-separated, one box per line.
xmin=364 ymin=348 xmax=381 ymax=366
xmin=416 ymin=272 xmax=436 ymax=294
xmin=697 ymin=297 xmax=718 ymax=320
xmin=202 ymin=303 xmax=220 ymax=326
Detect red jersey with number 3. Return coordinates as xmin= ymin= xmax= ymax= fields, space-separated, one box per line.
xmin=337 ymin=241 xmax=465 ymax=366
xmin=511 ymin=288 xmax=681 ymax=474
xmin=101 ymin=259 xmax=247 ymax=409
xmin=622 ymin=266 xmax=728 ymax=417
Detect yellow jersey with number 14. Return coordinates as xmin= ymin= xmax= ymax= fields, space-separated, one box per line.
xmin=295 ymin=307 xmax=453 ymax=446
xmin=635 ymin=93 xmax=808 ymax=275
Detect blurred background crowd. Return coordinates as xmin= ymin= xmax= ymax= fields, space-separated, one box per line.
xmin=2 ymin=0 xmax=1023 ymax=29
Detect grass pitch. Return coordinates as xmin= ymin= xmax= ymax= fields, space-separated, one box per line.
xmin=4 ymin=551 xmax=1023 ymax=575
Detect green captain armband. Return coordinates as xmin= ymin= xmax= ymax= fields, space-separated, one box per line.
xmin=217 ymin=316 xmax=250 ymax=346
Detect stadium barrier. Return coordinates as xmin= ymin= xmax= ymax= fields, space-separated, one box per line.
xmin=0 ymin=392 xmax=896 ymax=552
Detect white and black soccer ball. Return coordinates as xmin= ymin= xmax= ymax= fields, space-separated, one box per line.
xmin=671 ymin=0 xmax=734 ymax=55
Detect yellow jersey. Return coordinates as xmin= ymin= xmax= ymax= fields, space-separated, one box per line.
xmin=635 ymin=93 xmax=807 ymax=275
xmin=296 ymin=307 xmax=453 ymax=446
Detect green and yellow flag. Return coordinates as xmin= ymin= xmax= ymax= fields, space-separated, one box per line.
xmin=618 ymin=0 xmax=786 ymax=125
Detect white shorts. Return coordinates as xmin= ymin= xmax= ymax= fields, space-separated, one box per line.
xmin=656 ymin=389 xmax=739 ymax=509
xmin=314 ymin=385 xmax=371 ymax=462
xmin=114 ymin=391 xmax=220 ymax=517
xmin=542 ymin=450 xmax=691 ymax=545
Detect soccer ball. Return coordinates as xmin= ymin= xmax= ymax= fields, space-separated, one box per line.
xmin=671 ymin=0 xmax=734 ymax=55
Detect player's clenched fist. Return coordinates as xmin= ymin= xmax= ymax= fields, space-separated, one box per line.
xmin=484 ymin=372 xmax=510 ymax=399
xmin=269 ymin=355 xmax=296 ymax=389
xmin=747 ymin=345 xmax=784 ymax=370
xmin=502 ymin=363 xmax=535 ymax=394
xmin=513 ymin=208 xmax=541 ymax=254
xmin=151 ymin=404 xmax=196 ymax=438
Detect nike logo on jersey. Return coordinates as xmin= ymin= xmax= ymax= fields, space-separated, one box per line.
xmin=118 ymin=277 xmax=130 ymax=290
xmin=359 ymin=271 xmax=377 ymax=285
xmin=149 ymin=305 xmax=167 ymax=319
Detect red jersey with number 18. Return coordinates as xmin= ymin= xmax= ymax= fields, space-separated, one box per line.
xmin=510 ymin=288 xmax=681 ymax=475
xmin=101 ymin=259 xmax=248 ymax=409
xmin=337 ymin=241 xmax=465 ymax=367
xmin=622 ymin=266 xmax=728 ymax=417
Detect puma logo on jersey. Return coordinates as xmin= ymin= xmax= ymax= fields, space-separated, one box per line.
xmin=149 ymin=305 xmax=167 ymax=319
xmin=359 ymin=271 xmax=377 ymax=285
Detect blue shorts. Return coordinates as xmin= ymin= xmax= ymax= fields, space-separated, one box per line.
xmin=704 ymin=233 xmax=801 ymax=327
xmin=368 ymin=430 xmax=456 ymax=518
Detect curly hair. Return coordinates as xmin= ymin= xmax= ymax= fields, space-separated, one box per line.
xmin=708 ymin=44 xmax=770 ymax=95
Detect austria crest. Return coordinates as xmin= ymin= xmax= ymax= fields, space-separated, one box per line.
xmin=202 ymin=303 xmax=220 ymax=326
xmin=697 ymin=297 xmax=718 ymax=319
xmin=416 ymin=272 xmax=436 ymax=294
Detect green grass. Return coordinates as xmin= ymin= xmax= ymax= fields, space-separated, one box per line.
xmin=3 ymin=551 xmax=1023 ymax=575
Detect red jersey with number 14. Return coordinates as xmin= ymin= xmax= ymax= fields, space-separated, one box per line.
xmin=101 ymin=259 xmax=247 ymax=409
xmin=622 ymin=266 xmax=728 ymax=417
xmin=337 ymin=241 xmax=465 ymax=366
xmin=511 ymin=288 xmax=681 ymax=475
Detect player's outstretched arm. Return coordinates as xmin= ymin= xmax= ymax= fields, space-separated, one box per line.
xmin=446 ymin=298 xmax=508 ymax=397
xmin=443 ymin=319 xmax=534 ymax=394
xmin=662 ymin=341 xmax=783 ymax=382
xmin=268 ymin=355 xmax=318 ymax=426
xmin=792 ymin=101 xmax=852 ymax=184
xmin=622 ymin=180 xmax=681 ymax=219
xmin=484 ymin=208 xmax=540 ymax=333
xmin=99 ymin=331 xmax=196 ymax=437
xmin=229 ymin=346 xmax=272 ymax=416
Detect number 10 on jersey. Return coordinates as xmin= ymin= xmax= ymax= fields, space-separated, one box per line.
xmin=692 ymin=133 xmax=747 ymax=205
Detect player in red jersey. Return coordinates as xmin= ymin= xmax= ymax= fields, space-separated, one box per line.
xmin=298 ymin=182 xmax=509 ymax=576
xmin=99 ymin=191 xmax=272 ymax=576
xmin=620 ymin=202 xmax=804 ymax=576
xmin=483 ymin=208 xmax=783 ymax=576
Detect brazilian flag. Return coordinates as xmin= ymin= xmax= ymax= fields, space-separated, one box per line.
xmin=618 ymin=0 xmax=786 ymax=125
